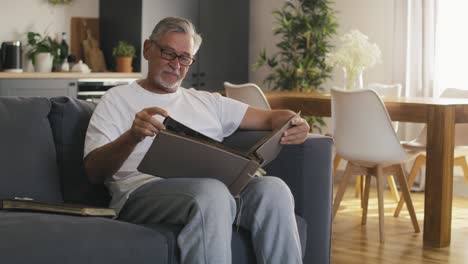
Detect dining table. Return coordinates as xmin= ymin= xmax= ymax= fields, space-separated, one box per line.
xmin=266 ymin=91 xmax=468 ymax=248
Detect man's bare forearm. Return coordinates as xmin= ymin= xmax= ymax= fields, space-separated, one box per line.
xmin=240 ymin=108 xmax=295 ymax=131
xmin=271 ymin=110 xmax=295 ymax=129
xmin=84 ymin=131 xmax=139 ymax=184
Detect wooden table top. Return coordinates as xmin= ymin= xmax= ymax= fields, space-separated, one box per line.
xmin=265 ymin=91 xmax=468 ymax=123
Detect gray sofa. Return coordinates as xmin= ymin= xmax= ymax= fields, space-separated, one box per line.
xmin=0 ymin=96 xmax=333 ymax=264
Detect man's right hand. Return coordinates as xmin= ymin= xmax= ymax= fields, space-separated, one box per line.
xmin=129 ymin=107 xmax=169 ymax=143
xmin=85 ymin=106 xmax=169 ymax=184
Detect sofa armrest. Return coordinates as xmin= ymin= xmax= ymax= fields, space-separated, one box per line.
xmin=224 ymin=131 xmax=333 ymax=264
xmin=265 ymin=134 xmax=333 ymax=264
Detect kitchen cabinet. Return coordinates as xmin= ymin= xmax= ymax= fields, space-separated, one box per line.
xmin=0 ymin=79 xmax=77 ymax=98
xmin=100 ymin=0 xmax=249 ymax=92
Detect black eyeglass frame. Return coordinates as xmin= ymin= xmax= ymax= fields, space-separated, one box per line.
xmin=149 ymin=40 xmax=195 ymax=66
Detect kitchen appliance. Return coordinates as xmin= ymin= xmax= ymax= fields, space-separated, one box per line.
xmin=1 ymin=41 xmax=23 ymax=72
xmin=77 ymin=78 xmax=137 ymax=103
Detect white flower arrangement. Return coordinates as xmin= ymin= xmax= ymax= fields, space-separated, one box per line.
xmin=327 ymin=30 xmax=381 ymax=89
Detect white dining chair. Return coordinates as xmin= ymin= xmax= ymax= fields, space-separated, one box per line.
xmin=394 ymin=88 xmax=468 ymax=216
xmin=367 ymin=83 xmax=402 ymax=131
xmin=367 ymin=83 xmax=402 ymax=98
xmin=331 ymin=88 xmax=420 ymax=243
xmin=333 ymin=83 xmax=403 ymax=204
xmin=224 ymin=82 xmax=271 ymax=110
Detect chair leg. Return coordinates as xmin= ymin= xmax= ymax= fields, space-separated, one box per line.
xmin=334 ymin=155 xmax=365 ymax=207
xmin=355 ymin=175 xmax=362 ymax=198
xmin=395 ymin=164 xmax=420 ymax=233
xmin=361 ymin=174 xmax=372 ymax=226
xmin=359 ymin=175 xmax=365 ymax=208
xmin=333 ymin=163 xmax=353 ymax=220
xmin=454 ymin=156 xmax=468 ymax=186
xmin=387 ymin=175 xmax=400 ymax=203
xmin=376 ymin=166 xmax=385 ymax=243
xmin=394 ymin=154 xmax=425 ymax=217
xmin=333 ymin=154 xmax=342 ymax=177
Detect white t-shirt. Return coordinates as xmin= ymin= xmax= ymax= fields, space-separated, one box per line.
xmin=84 ymin=81 xmax=249 ymax=214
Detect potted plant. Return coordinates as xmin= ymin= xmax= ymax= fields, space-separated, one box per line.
xmin=26 ymin=32 xmax=60 ymax=72
xmin=113 ymin=41 xmax=135 ymax=72
xmin=254 ymin=0 xmax=338 ymax=132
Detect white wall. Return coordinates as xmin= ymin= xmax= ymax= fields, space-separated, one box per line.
xmin=0 ymin=0 xmax=98 ymax=43
xmin=249 ymin=0 xmax=284 ymax=88
xmin=249 ymin=0 xmax=396 ymax=90
xmin=328 ymin=0 xmax=395 ymax=89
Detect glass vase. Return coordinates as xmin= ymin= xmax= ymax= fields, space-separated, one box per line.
xmin=343 ymin=68 xmax=363 ymax=90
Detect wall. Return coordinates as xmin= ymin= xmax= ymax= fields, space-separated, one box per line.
xmin=249 ymin=0 xmax=396 ymax=89
xmin=0 ymin=0 xmax=98 ymax=43
xmin=249 ymin=0 xmax=284 ymax=88
xmin=0 ymin=0 xmax=394 ymax=81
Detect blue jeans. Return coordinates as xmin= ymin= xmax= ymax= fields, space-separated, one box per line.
xmin=118 ymin=176 xmax=302 ymax=264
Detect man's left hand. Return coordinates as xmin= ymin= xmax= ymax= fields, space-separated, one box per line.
xmin=280 ymin=116 xmax=310 ymax=145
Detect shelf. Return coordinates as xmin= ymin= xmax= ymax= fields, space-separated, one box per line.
xmin=0 ymin=72 xmax=143 ymax=79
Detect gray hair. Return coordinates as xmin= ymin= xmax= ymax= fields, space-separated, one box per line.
xmin=149 ymin=17 xmax=202 ymax=54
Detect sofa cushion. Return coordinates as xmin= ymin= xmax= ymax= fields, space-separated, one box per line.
xmin=0 ymin=97 xmax=62 ymax=202
xmin=143 ymin=223 xmax=182 ymax=264
xmin=143 ymin=214 xmax=307 ymax=263
xmin=0 ymin=211 xmax=167 ymax=264
xmin=48 ymin=97 xmax=110 ymax=207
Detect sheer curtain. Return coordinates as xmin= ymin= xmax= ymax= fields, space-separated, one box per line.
xmin=434 ymin=1 xmax=468 ymax=93
xmin=392 ymin=0 xmax=438 ymax=190
xmin=393 ymin=0 xmax=438 ymax=139
xmin=393 ymin=0 xmax=468 ymax=105
xmin=393 ymin=0 xmax=437 ymax=103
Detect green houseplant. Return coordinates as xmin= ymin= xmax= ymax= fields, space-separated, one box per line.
xmin=26 ymin=32 xmax=61 ymax=72
xmin=113 ymin=41 xmax=136 ymax=72
xmin=255 ymin=0 xmax=338 ymax=132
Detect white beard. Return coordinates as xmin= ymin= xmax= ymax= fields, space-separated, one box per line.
xmin=155 ymin=67 xmax=182 ymax=91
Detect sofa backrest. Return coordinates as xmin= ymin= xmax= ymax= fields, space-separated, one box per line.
xmin=0 ymin=96 xmax=270 ymax=207
xmin=48 ymin=97 xmax=110 ymax=207
xmin=0 ymin=97 xmax=63 ymax=202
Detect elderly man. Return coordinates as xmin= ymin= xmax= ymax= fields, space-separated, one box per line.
xmin=84 ymin=17 xmax=309 ymax=264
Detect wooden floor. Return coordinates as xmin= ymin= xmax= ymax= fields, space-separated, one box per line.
xmin=331 ymin=183 xmax=468 ymax=264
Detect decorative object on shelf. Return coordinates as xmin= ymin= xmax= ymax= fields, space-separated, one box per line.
xmin=58 ymin=32 xmax=69 ymax=69
xmin=26 ymin=32 xmax=61 ymax=73
xmin=82 ymin=30 xmax=106 ymax=72
xmin=34 ymin=53 xmax=54 ymax=73
xmin=327 ymin=30 xmax=381 ymax=90
xmin=71 ymin=17 xmax=99 ymax=63
xmin=60 ymin=61 xmax=70 ymax=72
xmin=71 ymin=60 xmax=91 ymax=73
xmin=113 ymin=41 xmax=135 ymax=73
xmin=254 ymin=0 xmax=338 ymax=133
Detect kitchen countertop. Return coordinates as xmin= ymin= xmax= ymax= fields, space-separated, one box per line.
xmin=0 ymin=72 xmax=143 ymax=79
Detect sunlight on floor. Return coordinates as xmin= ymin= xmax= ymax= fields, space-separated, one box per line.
xmin=332 ymin=184 xmax=468 ymax=264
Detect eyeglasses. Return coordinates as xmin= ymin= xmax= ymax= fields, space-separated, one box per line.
xmin=150 ymin=40 xmax=195 ymax=66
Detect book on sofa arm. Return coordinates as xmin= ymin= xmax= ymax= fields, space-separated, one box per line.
xmin=137 ymin=112 xmax=300 ymax=196
xmin=0 ymin=198 xmax=116 ymax=218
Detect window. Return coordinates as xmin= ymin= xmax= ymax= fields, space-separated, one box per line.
xmin=435 ymin=1 xmax=468 ymax=93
